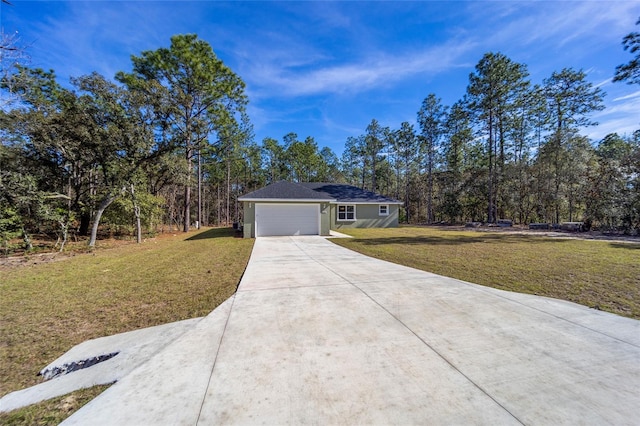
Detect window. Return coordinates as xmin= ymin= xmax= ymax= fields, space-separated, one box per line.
xmin=338 ymin=204 xmax=355 ymax=221
xmin=379 ymin=205 xmax=389 ymax=216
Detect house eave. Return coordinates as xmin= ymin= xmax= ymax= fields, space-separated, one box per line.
xmin=330 ymin=201 xmax=404 ymax=205
xmin=239 ymin=198 xmax=402 ymax=204
xmin=238 ymin=198 xmax=336 ymax=203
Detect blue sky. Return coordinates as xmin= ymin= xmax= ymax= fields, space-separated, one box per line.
xmin=2 ymin=1 xmax=639 ymax=156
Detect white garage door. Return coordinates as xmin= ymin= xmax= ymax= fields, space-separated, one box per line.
xmin=255 ymin=204 xmax=319 ymax=237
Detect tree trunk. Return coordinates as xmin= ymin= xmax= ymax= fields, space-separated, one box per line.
xmin=57 ymin=207 xmax=71 ymax=252
xmin=217 ymin=185 xmax=221 ymax=226
xmin=197 ymin=147 xmax=202 ymax=229
xmin=184 ymin=147 xmax=192 ymax=233
xmin=58 ymin=218 xmax=69 ymax=252
xmin=487 ymin=115 xmax=495 ymax=224
xmin=22 ymin=227 xmax=33 ymax=251
xmin=405 ymin=181 xmax=410 ymax=224
xmin=235 ymin=175 xmax=239 ymax=222
xmin=130 ymin=184 xmax=142 ymax=244
xmin=569 ymin=198 xmax=573 ymax=222
xmin=427 ymin=152 xmax=433 ymax=224
xmin=79 ymin=213 xmax=91 ymax=236
xmin=371 ymin=154 xmax=377 ymax=193
xmin=554 ymin=137 xmax=561 ymax=224
xmin=184 ymin=184 xmax=191 ymax=232
xmin=89 ymin=193 xmax=117 ymax=247
xmin=496 ymin=122 xmax=505 ymax=220
xmin=226 ymin=158 xmax=231 ymax=225
xmin=203 ymin=186 xmax=209 ymax=227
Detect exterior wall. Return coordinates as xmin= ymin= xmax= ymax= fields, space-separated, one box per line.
xmin=330 ymin=203 xmax=399 ymax=230
xmin=242 ymin=201 xmax=255 ymax=238
xmin=319 ymin=202 xmax=331 ymax=236
xmin=241 ymin=201 xmax=331 ymax=238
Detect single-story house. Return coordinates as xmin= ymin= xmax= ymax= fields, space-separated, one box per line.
xmin=238 ymin=181 xmax=402 ymax=238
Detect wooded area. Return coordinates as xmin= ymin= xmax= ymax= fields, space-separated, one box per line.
xmin=1 ymin=19 xmax=639 ymax=251
xmin=342 ymin=60 xmax=638 ymax=229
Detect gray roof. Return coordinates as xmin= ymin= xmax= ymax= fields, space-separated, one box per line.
xmin=239 ymin=181 xmax=401 ymax=204
xmin=300 ymin=183 xmax=401 ymax=203
xmin=238 ymin=181 xmax=334 ymax=201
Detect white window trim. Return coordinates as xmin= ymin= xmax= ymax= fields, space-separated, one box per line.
xmin=379 ymin=204 xmax=389 ymax=216
xmin=337 ymin=204 xmax=356 ymax=221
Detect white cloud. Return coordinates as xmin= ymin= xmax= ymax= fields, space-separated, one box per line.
xmin=614 ymin=90 xmax=640 ymax=102
xmin=21 ymin=1 xmax=202 ymax=82
xmin=472 ymin=1 xmax=640 ymax=49
xmin=595 ymin=78 xmax=612 ymax=89
xmin=588 ymin=117 xmax=639 ymax=141
xmin=321 ymin=113 xmax=366 ymax=139
xmin=590 ymin=89 xmax=640 ymax=139
xmin=10 ymin=0 xmax=638 ymax=149
xmin=243 ymin=38 xmax=477 ymax=98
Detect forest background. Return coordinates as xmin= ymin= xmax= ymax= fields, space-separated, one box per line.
xmin=1 ymin=16 xmax=640 ymax=252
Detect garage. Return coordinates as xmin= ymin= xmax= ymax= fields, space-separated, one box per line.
xmin=255 ymin=203 xmax=320 ymax=237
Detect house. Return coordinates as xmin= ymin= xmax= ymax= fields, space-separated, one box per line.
xmin=238 ymin=181 xmax=402 ymax=238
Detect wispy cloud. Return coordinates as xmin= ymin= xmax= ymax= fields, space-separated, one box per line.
xmin=470 ymin=1 xmax=639 ymax=49
xmin=595 ymin=78 xmax=612 ymax=89
xmin=614 ymin=90 xmax=640 ymax=102
xmin=590 ymin=88 xmax=640 ymax=139
xmin=19 ymin=1 xmax=201 ymax=82
xmin=5 ymin=0 xmax=639 ymax=153
xmin=242 ymin=38 xmax=476 ymax=98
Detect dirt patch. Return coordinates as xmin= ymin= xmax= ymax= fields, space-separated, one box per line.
xmin=0 ymin=252 xmax=75 ymax=270
xmin=0 ymin=235 xmax=168 ymax=270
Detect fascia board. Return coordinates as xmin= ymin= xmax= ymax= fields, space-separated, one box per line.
xmin=329 ymin=201 xmax=404 ymax=205
xmin=238 ymin=198 xmax=336 ymax=202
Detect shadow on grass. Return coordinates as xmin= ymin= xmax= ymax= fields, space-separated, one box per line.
xmin=609 ymin=242 xmax=640 ymax=250
xmin=185 ymin=227 xmax=239 ymax=241
xmin=350 ymin=233 xmax=571 ymax=246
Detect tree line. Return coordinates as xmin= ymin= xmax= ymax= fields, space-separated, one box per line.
xmin=1 ymin=35 xmax=253 ymax=249
xmin=341 ymin=58 xmax=639 ymax=230
xmin=0 ymin=34 xmax=346 ymax=251
xmin=341 ymin=18 xmax=640 ymax=231
xmin=1 ymin=18 xmax=639 ymax=251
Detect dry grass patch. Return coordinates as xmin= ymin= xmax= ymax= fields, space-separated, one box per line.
xmin=0 ymin=227 xmax=253 ymax=401
xmin=332 ymin=227 xmax=640 ymax=319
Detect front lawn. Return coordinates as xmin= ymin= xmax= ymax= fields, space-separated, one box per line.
xmin=331 ymin=227 xmax=640 ymax=319
xmin=0 ymin=227 xmax=253 ymax=422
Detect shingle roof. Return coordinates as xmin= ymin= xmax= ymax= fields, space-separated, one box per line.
xmin=300 ymin=183 xmax=401 ymax=203
xmin=238 ymin=181 xmax=334 ymax=201
xmin=239 ymin=181 xmax=402 ymax=203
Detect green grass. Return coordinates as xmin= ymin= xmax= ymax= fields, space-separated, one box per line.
xmin=0 ymin=385 xmax=110 ymax=425
xmin=332 ymin=226 xmax=640 ymax=319
xmin=3 ymin=225 xmax=638 ymax=422
xmin=0 ymin=227 xmax=253 ymax=421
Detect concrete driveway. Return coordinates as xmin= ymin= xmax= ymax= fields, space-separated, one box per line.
xmin=61 ymin=236 xmax=639 ymax=425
